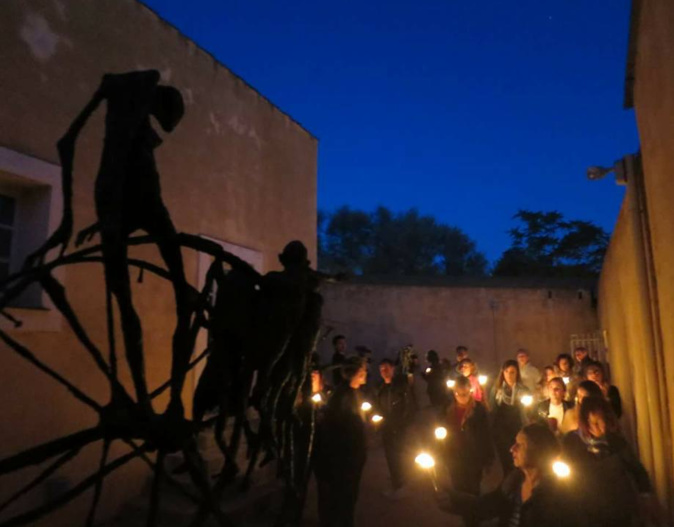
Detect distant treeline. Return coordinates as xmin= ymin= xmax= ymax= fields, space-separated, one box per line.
xmin=318 ymin=207 xmax=608 ymax=278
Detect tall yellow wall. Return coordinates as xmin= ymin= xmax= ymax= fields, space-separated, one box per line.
xmin=319 ymin=281 xmax=598 ymax=375
xmin=632 ymin=4 xmax=674 ymax=512
xmin=598 ymin=0 xmax=674 ymax=517
xmin=0 ymin=0 xmax=317 ymax=524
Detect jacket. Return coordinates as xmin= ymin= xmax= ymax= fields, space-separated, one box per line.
xmin=443 ymin=400 xmax=494 ymax=470
xmin=376 ymin=374 xmax=412 ymax=431
xmin=442 ymin=468 xmax=586 ymax=527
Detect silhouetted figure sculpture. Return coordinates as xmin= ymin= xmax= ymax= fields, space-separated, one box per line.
xmin=190 ymin=258 xmax=260 ymax=478
xmin=27 ymin=70 xmax=191 ymax=418
xmin=0 ymin=69 xmax=345 ymax=527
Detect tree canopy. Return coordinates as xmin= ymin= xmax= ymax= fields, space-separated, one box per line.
xmin=318 ymin=206 xmax=488 ymax=277
xmin=492 ymin=210 xmax=609 ymax=278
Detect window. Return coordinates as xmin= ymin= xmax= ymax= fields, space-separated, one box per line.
xmin=0 ymin=194 xmax=16 ymax=281
xmin=0 ymin=146 xmax=61 ymax=309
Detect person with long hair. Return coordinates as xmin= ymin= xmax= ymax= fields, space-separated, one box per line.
xmin=562 ymin=396 xmax=660 ymax=527
xmin=554 ymin=353 xmax=577 ymax=402
xmin=536 ymin=365 xmax=556 ymax=400
xmin=562 ymin=379 xmax=603 ymax=433
xmin=584 ymin=360 xmax=622 ymax=418
xmin=553 ymin=353 xmax=574 ymax=379
xmin=437 ymin=423 xmax=582 ymax=527
xmin=489 ymin=359 xmax=531 ymax=475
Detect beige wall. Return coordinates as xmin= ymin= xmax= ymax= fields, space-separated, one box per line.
xmin=319 ymin=281 xmax=598 ymax=376
xmin=0 ymin=0 xmax=317 ymax=524
xmin=598 ymin=0 xmax=674 ymax=518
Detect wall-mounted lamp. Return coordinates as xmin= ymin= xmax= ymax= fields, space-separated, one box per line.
xmin=587 ymin=153 xmax=640 ymax=186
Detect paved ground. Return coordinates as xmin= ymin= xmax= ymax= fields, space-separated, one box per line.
xmin=105 ymin=411 xmax=501 ymax=526
xmin=301 ymin=440 xmax=462 ymax=527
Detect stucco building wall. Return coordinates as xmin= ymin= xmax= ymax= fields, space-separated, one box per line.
xmin=598 ymin=0 xmax=674 ymax=518
xmin=318 ymin=280 xmax=598 ymax=376
xmin=0 ymin=0 xmax=317 ymax=524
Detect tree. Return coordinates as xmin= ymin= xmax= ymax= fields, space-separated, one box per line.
xmin=318 ymin=206 xmax=487 ymax=277
xmin=493 ymin=210 xmax=609 ymax=277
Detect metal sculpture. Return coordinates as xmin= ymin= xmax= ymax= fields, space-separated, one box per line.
xmin=0 ymin=70 xmax=335 ymax=527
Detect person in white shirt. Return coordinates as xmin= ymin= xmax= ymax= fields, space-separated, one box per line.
xmin=535 ymin=377 xmax=574 ymax=435
xmin=516 ymin=349 xmax=541 ymax=395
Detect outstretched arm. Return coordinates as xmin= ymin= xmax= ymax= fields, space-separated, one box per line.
xmin=23 ymin=83 xmax=106 ymax=268
xmin=57 ymin=82 xmax=107 ymax=228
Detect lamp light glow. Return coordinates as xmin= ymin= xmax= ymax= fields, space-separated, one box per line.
xmin=425 ymin=367 xmax=432 ymax=374
xmin=311 ymin=393 xmax=323 ymax=404
xmin=372 ymin=414 xmax=383 ymax=423
xmin=520 ymin=394 xmax=534 ymax=407
xmin=361 ymin=401 xmax=373 ymax=412
xmin=552 ymin=460 xmax=571 ymax=478
xmin=415 ymin=452 xmax=435 ymax=469
xmin=434 ymin=427 xmax=448 ymax=440
xmin=446 ymin=379 xmax=456 ymax=389
xmin=478 ymin=375 xmax=488 ymax=386
xmin=562 ymin=376 xmax=570 ymax=385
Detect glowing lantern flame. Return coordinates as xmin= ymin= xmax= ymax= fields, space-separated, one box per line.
xmin=361 ymin=401 xmax=373 ymax=412
xmin=425 ymin=367 xmax=432 ymax=374
xmin=311 ymin=393 xmax=323 ymax=404
xmin=520 ymin=394 xmax=534 ymax=407
xmin=446 ymin=379 xmax=456 ymax=389
xmin=552 ymin=460 xmax=571 ymax=478
xmin=434 ymin=427 xmax=448 ymax=440
xmin=372 ymin=414 xmax=383 ymax=423
xmin=562 ymin=376 xmax=570 ymax=385
xmin=478 ymin=375 xmax=488 ymax=386
xmin=415 ymin=452 xmax=435 ymax=469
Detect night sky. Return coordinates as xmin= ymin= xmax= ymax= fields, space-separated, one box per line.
xmin=142 ymin=0 xmax=636 ymax=263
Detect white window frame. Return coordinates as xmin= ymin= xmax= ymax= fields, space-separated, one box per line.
xmin=0 ymin=146 xmax=63 ymax=331
xmin=0 ymin=193 xmax=17 ymax=281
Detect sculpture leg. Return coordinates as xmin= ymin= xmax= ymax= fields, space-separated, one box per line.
xmin=153 ymin=219 xmax=192 ymax=417
xmin=101 ymin=230 xmax=149 ymax=412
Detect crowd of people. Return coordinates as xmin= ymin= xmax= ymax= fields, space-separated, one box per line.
xmin=308 ymin=335 xmax=662 ymax=527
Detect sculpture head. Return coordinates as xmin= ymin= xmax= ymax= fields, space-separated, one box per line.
xmin=152 ymin=85 xmax=184 ymax=132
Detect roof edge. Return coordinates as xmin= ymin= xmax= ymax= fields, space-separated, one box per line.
xmin=136 ymin=0 xmax=318 ymax=141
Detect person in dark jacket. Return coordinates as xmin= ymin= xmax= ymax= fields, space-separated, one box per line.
xmin=440 ymin=375 xmax=494 ymax=527
xmin=330 ymin=335 xmax=347 ymax=387
xmin=562 ymin=396 xmax=660 ymax=527
xmin=489 ymin=360 xmax=531 ymax=475
xmin=376 ymin=358 xmax=412 ymax=498
xmin=422 ymin=349 xmax=448 ymax=408
xmin=437 ymin=423 xmax=584 ymax=527
xmin=315 ymin=356 xmax=368 ymax=527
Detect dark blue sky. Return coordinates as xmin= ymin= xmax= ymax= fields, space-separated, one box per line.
xmin=143 ymin=0 xmax=636 ymax=263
